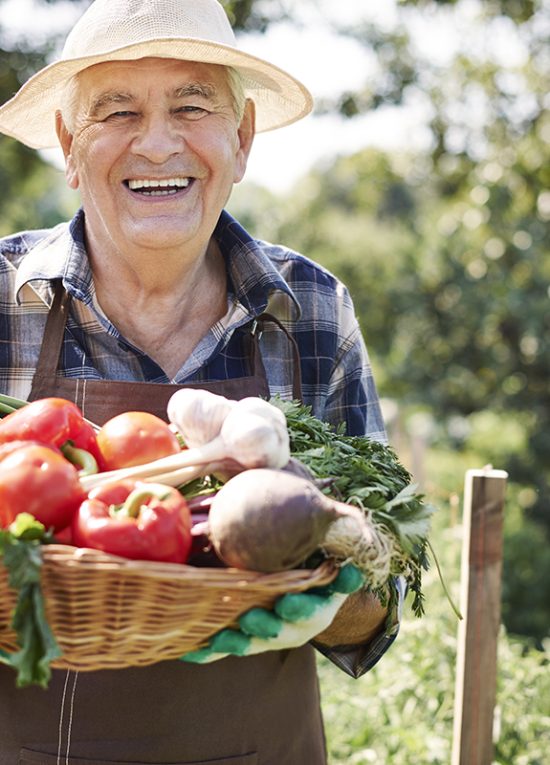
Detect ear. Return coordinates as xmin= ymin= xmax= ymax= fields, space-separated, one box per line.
xmin=55 ymin=110 xmax=79 ymax=190
xmin=233 ymin=99 xmax=256 ymax=184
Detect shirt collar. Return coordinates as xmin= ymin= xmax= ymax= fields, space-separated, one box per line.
xmin=14 ymin=209 xmax=93 ymax=306
xmin=214 ymin=209 xmax=301 ymax=319
xmin=15 ymin=207 xmax=301 ymax=319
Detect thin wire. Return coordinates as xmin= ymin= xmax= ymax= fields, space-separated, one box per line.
xmin=56 ymin=670 xmax=71 ymax=765
xmin=65 ymin=671 xmax=79 ymax=764
xmin=56 ymin=670 xmax=79 ymax=764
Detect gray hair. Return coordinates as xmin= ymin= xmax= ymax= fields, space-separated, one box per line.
xmin=225 ymin=66 xmax=246 ymax=123
xmin=59 ymin=64 xmax=247 ymax=132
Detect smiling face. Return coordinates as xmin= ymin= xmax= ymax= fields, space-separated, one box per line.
xmin=56 ymin=58 xmax=254 ymax=262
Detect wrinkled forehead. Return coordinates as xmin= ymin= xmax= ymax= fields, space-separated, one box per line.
xmin=76 ymin=57 xmax=231 ymax=96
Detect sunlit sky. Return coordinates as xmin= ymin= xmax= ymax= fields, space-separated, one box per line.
xmin=0 ymin=0 xmax=530 ymax=191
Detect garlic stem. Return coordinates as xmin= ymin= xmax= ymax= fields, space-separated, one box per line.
xmin=141 ymin=464 xmax=206 ymax=487
xmin=81 ymin=409 xmax=290 ymax=492
xmin=80 ymin=449 xmax=204 ymax=491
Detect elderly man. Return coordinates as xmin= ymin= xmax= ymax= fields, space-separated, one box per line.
xmin=0 ymin=1 xmax=401 ymax=762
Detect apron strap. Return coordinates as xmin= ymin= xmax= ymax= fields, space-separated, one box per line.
xmin=254 ymin=312 xmax=303 ymax=402
xmin=33 ymin=280 xmax=71 ymax=379
xmin=32 ymin=283 xmax=303 ymax=403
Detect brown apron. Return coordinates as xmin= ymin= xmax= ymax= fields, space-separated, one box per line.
xmin=0 ymin=284 xmax=327 ymax=765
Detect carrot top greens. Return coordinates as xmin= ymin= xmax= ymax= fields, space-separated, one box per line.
xmin=273 ymin=398 xmax=436 ymax=617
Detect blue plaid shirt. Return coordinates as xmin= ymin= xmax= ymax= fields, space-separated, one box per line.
xmin=0 ymin=207 xmax=401 ymax=676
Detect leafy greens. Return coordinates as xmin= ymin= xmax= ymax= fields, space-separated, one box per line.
xmin=0 ymin=514 xmax=61 ymax=688
xmin=273 ymin=398 xmax=436 ymax=617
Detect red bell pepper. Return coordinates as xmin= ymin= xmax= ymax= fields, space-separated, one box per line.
xmin=53 ymin=523 xmax=74 ymax=545
xmin=0 ymin=397 xmax=104 ymax=472
xmin=72 ymin=480 xmax=192 ymax=563
xmin=0 ymin=443 xmax=85 ymax=531
xmin=67 ymin=418 xmax=106 ymax=472
xmin=0 ymin=397 xmax=85 ymax=447
xmin=0 ymin=439 xmax=61 ymax=462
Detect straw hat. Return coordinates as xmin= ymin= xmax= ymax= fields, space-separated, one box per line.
xmin=0 ymin=0 xmax=313 ymax=149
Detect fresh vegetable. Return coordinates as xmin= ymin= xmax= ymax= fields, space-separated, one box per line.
xmin=53 ymin=523 xmax=74 ymax=545
xmin=162 ymin=395 xmax=289 ymax=473
xmin=66 ymin=418 xmax=105 ymax=472
xmin=60 ymin=440 xmax=101 ymax=476
xmin=167 ymin=389 xmax=235 ymax=447
xmin=96 ymin=411 xmax=181 ymax=471
xmin=0 ymin=393 xmax=33 ymax=416
xmin=0 ymin=444 xmax=85 ymax=531
xmin=71 ymin=480 xmax=192 ymax=563
xmin=167 ymin=391 xmax=288 ymax=452
xmin=207 ymin=468 xmax=387 ymax=581
xmin=0 ymin=513 xmax=61 ymax=688
xmin=207 ymin=468 xmax=337 ymax=572
xmin=0 ymin=439 xmax=61 ymax=462
xmin=0 ymin=397 xmax=102 ymax=469
xmin=81 ymin=397 xmax=291 ymax=491
xmin=192 ymin=398 xmax=437 ymax=614
xmin=276 ymin=399 xmax=437 ymax=616
xmin=0 ymin=397 xmax=81 ymax=446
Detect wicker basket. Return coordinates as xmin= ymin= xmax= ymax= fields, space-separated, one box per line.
xmin=0 ymin=544 xmax=336 ymax=672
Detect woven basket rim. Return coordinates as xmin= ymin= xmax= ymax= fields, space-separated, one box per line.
xmin=1 ymin=545 xmax=338 ymax=671
xmin=39 ymin=544 xmax=336 ymax=586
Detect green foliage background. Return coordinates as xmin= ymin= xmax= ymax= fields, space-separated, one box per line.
xmin=319 ymin=446 xmax=550 ymax=763
xmin=226 ymin=0 xmax=550 ymax=649
xmin=1 ymin=0 xmax=548 ymax=760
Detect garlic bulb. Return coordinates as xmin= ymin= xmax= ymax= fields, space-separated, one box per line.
xmin=83 ymin=396 xmax=291 ymax=491
xmin=167 ymin=389 xmax=236 ymax=447
xmin=218 ymin=408 xmax=290 ymax=470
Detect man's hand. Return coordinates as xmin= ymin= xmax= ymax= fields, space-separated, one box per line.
xmin=180 ymin=564 xmax=365 ymax=664
xmin=313 ymin=586 xmax=389 ymax=647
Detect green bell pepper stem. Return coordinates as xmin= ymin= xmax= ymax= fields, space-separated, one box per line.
xmin=60 ymin=442 xmax=99 ymax=477
xmin=119 ymin=483 xmax=173 ymax=518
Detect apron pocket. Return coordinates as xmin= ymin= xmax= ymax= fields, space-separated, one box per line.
xmin=19 ymin=748 xmax=258 ymax=765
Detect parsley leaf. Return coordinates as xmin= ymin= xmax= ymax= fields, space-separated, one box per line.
xmin=272 ymin=398 xmax=436 ymax=617
xmin=0 ymin=514 xmax=61 ymax=687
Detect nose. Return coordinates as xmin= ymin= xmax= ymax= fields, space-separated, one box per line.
xmin=130 ymin=113 xmax=184 ymax=163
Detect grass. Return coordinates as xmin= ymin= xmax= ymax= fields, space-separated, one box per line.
xmin=318 ymin=461 xmax=550 ymax=764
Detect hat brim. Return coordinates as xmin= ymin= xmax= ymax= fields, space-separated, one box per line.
xmin=0 ymin=38 xmax=313 ymax=149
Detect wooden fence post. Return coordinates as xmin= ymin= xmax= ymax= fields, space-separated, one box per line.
xmin=451 ymin=466 xmax=508 ymax=765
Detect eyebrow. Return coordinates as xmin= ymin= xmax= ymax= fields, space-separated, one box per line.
xmin=88 ymin=82 xmax=219 ymax=117
xmin=89 ymin=92 xmax=135 ymax=117
xmin=172 ymin=82 xmax=218 ymax=101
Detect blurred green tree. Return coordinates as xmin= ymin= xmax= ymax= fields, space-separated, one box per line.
xmin=319 ymin=0 xmax=550 ymax=537
xmin=231 ymin=0 xmax=550 ymax=644
xmin=0 ymin=0 xmax=82 ymax=232
xmin=1 ymin=0 xmax=548 ymax=641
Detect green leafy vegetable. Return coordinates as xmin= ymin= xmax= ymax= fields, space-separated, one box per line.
xmin=0 ymin=513 xmax=61 ymax=688
xmin=272 ymin=398 xmax=437 ymax=617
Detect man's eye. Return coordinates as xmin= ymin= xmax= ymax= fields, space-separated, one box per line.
xmin=105 ymin=111 xmax=136 ymax=120
xmin=174 ymin=105 xmax=209 ymax=118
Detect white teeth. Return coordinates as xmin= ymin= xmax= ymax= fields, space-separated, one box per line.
xmin=128 ymin=178 xmax=190 ymax=191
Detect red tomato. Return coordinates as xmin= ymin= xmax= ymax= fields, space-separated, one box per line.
xmin=0 ymin=444 xmax=85 ymax=531
xmin=96 ymin=411 xmax=181 ymax=471
xmin=54 ymin=523 xmax=74 ymax=545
